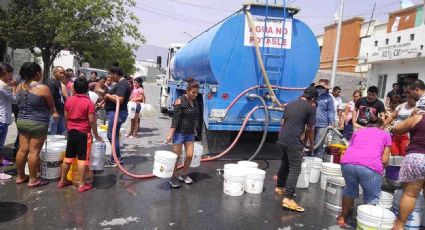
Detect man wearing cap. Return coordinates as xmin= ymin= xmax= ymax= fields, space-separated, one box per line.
xmin=313 ymin=79 xmax=335 ymax=159
xmin=276 ymin=86 xmax=317 ymax=212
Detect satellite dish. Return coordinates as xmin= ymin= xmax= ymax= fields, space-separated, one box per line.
xmin=400 ymin=0 xmax=414 ymax=9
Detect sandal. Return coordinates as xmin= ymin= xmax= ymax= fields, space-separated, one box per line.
xmin=28 ymin=180 xmax=49 ymax=188
xmin=282 ymin=200 xmax=305 ymax=212
xmin=16 ymin=176 xmax=30 ymax=184
xmin=57 ymin=180 xmax=73 ymax=188
xmin=275 ymin=187 xmax=285 ymax=195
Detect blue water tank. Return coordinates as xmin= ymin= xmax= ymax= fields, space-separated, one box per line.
xmin=171 ymin=4 xmax=320 ymax=103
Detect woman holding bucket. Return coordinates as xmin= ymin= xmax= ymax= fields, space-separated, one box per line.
xmin=15 ymin=62 xmax=59 ymax=188
xmin=337 ymin=117 xmax=391 ymax=228
xmin=392 ymin=80 xmax=425 ymax=230
xmin=166 ymin=78 xmax=200 ymax=188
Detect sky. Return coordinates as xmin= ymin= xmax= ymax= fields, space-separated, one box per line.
xmin=131 ymin=0 xmax=424 ymax=49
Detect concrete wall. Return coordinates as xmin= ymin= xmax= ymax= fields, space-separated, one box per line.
xmin=368 ymin=58 xmax=425 ymax=99
xmin=320 ymin=17 xmax=364 ymax=73
xmin=315 ymin=71 xmax=365 ymax=101
xmin=387 ymin=6 xmax=418 ymax=32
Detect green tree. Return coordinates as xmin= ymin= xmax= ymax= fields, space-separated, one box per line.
xmin=81 ymin=33 xmax=137 ymax=74
xmin=0 ymin=0 xmax=144 ymax=80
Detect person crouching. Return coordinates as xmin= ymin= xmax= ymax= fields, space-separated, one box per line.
xmin=57 ymin=78 xmax=103 ymax=192
xmin=337 ymin=117 xmax=390 ymax=227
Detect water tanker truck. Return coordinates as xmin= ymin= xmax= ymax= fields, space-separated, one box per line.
xmin=159 ymin=2 xmax=320 ymax=154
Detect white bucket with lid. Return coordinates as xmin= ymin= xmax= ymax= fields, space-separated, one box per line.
xmin=357 ymin=204 xmax=396 ymax=230
xmin=379 ymin=191 xmax=394 ymax=209
xmin=392 ymin=189 xmax=424 ymax=229
xmin=224 ymin=163 xmax=239 ymax=172
xmin=152 ymin=151 xmax=177 ymax=178
xmin=40 ymin=147 xmax=65 ymax=179
xmin=181 ymin=142 xmax=204 ymax=168
xmin=244 ymin=168 xmax=266 ymax=194
xmin=223 ymin=168 xmax=245 ymax=196
xmin=237 ymin=161 xmax=258 ymax=169
xmin=296 ymin=162 xmax=310 ymax=188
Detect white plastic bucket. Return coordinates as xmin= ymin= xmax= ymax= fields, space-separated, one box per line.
xmin=296 ymin=162 xmax=310 ymax=188
xmin=379 ymin=191 xmax=394 ymax=209
xmin=320 ymin=163 xmax=342 ymax=190
xmin=392 ymin=189 xmax=425 ymax=229
xmin=152 ymin=151 xmax=177 ymax=178
xmin=224 ymin=163 xmax=239 ymax=172
xmin=237 ymin=161 xmax=258 ymax=169
xmin=303 ymin=157 xmax=315 ymax=171
xmin=357 ymin=204 xmax=396 ymax=230
xmin=244 ymin=168 xmax=266 ymax=194
xmin=40 ymin=147 xmax=65 ymax=179
xmin=181 ymin=142 xmax=204 ymax=168
xmin=223 ymin=168 xmax=245 ymax=196
xmin=309 ymin=158 xmax=323 ymax=183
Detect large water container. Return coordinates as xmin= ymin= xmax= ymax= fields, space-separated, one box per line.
xmin=171 ymin=4 xmax=319 ymax=105
xmin=90 ymin=141 xmax=106 ymax=170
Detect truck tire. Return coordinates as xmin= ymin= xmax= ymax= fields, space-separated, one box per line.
xmin=202 ymin=123 xmax=231 ymax=154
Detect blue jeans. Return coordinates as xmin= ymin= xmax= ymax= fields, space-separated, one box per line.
xmin=107 ymin=111 xmax=128 ymax=160
xmin=48 ymin=115 xmax=66 ymax=135
xmin=341 ymin=164 xmax=381 ymax=204
xmin=0 ymin=123 xmax=9 ymax=153
xmin=172 ymin=133 xmax=195 ymax=144
xmin=314 ymin=127 xmax=328 ymax=159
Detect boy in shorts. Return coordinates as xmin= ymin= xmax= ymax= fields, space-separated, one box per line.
xmin=57 ymin=78 xmax=102 ymax=192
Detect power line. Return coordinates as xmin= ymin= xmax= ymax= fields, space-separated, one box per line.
xmin=167 ymin=0 xmax=233 ymax=12
xmin=136 ymin=3 xmax=215 ymax=24
xmin=133 ymin=5 xmax=212 ymax=27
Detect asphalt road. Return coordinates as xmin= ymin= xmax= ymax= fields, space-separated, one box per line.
xmin=0 ymin=83 xmax=353 ymax=230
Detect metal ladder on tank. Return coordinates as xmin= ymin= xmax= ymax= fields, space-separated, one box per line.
xmin=258 ymin=0 xmax=288 ymax=89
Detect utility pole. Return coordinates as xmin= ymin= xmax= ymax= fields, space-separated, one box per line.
xmin=330 ymin=0 xmax=345 ymax=89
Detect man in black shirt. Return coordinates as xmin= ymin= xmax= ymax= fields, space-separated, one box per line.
xmin=353 ymin=86 xmax=385 ymax=129
xmin=47 ymin=66 xmax=66 ymax=135
xmin=277 ymin=86 xmax=317 ymax=212
xmin=385 ymin=83 xmax=402 ymax=107
xmin=102 ymin=66 xmax=131 ymax=167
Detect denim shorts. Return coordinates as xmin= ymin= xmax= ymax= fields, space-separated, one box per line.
xmin=341 ymin=164 xmax=382 ymax=205
xmin=0 ymin=122 xmax=9 ymax=152
xmin=172 ymin=133 xmax=195 ymax=144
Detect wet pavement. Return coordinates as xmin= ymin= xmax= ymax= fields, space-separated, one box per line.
xmin=0 ymin=84 xmax=355 ymax=230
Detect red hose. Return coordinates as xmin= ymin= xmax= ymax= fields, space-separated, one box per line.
xmin=201 ymin=106 xmax=260 ymax=162
xmin=109 ymin=96 xmax=259 ymax=178
xmin=110 ymin=95 xmax=183 ymax=179
xmin=110 ymin=84 xmax=302 ymax=179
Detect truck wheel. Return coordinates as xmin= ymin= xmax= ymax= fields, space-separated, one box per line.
xmin=202 ymin=123 xmax=231 ymax=155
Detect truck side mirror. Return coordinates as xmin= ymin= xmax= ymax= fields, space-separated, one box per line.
xmin=157 ymin=56 xmax=162 ymax=68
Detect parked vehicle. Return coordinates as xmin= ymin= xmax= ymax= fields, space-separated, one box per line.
xmin=159 ymin=2 xmax=320 ymax=153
